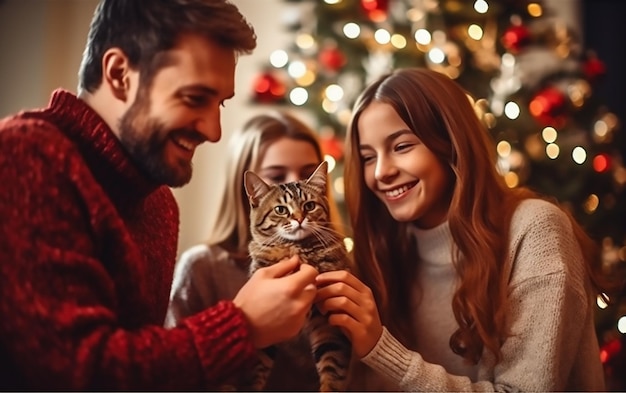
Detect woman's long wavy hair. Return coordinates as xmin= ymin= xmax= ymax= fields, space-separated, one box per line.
xmin=206 ymin=110 xmax=345 ymax=266
xmin=344 ymin=67 xmax=608 ymax=363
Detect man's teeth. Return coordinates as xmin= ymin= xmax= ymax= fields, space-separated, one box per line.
xmin=386 ymin=184 xmax=412 ymax=197
xmin=175 ymin=138 xmax=195 ymax=151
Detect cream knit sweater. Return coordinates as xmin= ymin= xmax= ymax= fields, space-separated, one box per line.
xmin=358 ymin=198 xmax=605 ymax=391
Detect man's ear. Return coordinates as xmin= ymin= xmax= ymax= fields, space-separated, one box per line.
xmin=101 ymin=48 xmax=133 ymax=101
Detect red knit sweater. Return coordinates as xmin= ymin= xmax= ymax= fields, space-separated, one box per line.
xmin=0 ymin=90 xmax=256 ymax=390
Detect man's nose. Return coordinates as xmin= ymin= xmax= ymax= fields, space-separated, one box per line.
xmin=195 ymin=109 xmax=222 ymax=143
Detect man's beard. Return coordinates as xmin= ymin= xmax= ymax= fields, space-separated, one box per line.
xmin=118 ymin=100 xmax=193 ymax=188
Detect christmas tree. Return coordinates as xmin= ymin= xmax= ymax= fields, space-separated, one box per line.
xmin=250 ymin=0 xmax=625 ymax=388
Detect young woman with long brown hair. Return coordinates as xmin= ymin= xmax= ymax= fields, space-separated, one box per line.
xmin=316 ymin=67 xmax=609 ymax=391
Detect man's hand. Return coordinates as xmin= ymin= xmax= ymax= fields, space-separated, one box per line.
xmin=233 ymin=256 xmax=318 ymax=348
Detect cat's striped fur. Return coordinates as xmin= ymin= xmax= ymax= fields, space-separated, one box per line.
xmin=243 ymin=160 xmax=351 ymax=392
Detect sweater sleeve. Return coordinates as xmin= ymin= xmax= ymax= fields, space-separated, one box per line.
xmin=360 ymin=200 xmax=601 ymax=391
xmin=165 ymin=245 xmax=216 ymax=328
xmin=0 ymin=122 xmax=256 ymax=389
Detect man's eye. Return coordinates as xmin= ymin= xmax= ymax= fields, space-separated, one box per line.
xmin=185 ymin=95 xmax=207 ymax=106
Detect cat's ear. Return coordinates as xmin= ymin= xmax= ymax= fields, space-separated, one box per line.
xmin=244 ymin=170 xmax=271 ymax=208
xmin=305 ymin=160 xmax=328 ymax=193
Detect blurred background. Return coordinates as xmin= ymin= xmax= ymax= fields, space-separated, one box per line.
xmin=1 ymin=0 xmax=625 ymax=388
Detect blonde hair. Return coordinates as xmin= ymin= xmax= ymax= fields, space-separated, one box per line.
xmin=206 ymin=110 xmax=344 ymax=259
xmin=344 ymin=67 xmax=608 ymax=363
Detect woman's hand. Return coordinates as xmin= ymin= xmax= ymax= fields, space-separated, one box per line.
xmin=315 ymin=270 xmax=383 ymax=358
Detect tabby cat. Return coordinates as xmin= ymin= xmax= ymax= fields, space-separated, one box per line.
xmin=243 ymin=160 xmax=351 ymax=392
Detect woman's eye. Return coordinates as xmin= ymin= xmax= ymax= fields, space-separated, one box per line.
xmin=360 ymin=154 xmax=375 ymax=163
xmin=274 ymin=205 xmax=288 ymax=215
xmin=303 ymin=201 xmax=316 ymax=212
xmin=269 ymin=176 xmax=286 ymax=184
xmin=395 ymin=143 xmax=412 ymax=151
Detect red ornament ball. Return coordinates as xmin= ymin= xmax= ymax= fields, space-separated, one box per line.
xmin=319 ymin=46 xmax=347 ymax=72
xmin=501 ymin=24 xmax=531 ymax=53
xmin=361 ymin=0 xmax=389 ymax=22
xmin=253 ymin=72 xmax=286 ymax=103
xmin=593 ymin=153 xmax=611 ymax=173
xmin=529 ymin=86 xmax=567 ymax=126
xmin=583 ymin=56 xmax=606 ymax=81
xmin=320 ymin=134 xmax=344 ymax=160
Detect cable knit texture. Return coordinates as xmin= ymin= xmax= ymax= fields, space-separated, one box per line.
xmin=359 ymin=199 xmax=605 ymax=391
xmin=0 ymin=90 xmax=256 ymax=390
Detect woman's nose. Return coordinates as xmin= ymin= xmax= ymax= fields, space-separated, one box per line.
xmin=374 ymin=156 xmax=398 ymax=182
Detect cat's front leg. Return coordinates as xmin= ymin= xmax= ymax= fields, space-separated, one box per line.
xmin=305 ymin=309 xmax=351 ymax=392
xmin=240 ymin=346 xmax=275 ymax=391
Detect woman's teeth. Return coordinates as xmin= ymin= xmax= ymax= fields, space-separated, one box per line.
xmin=385 ymin=184 xmax=414 ymax=197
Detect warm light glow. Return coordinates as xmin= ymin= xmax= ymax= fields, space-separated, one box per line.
xmin=324 ymin=84 xmax=344 ymax=102
xmin=390 ymin=34 xmax=407 ymax=49
xmin=414 ymin=29 xmax=432 ymax=45
xmin=546 ymin=143 xmax=560 ymax=159
xmin=502 ymin=52 xmax=515 ymax=67
xmin=295 ymin=69 xmax=316 ymax=87
xmin=572 ymin=146 xmax=587 ymax=164
xmin=583 ymin=194 xmax=599 ymax=214
xmin=527 ymin=3 xmax=543 ymax=17
xmin=468 ymin=24 xmax=483 ymax=40
xmin=269 ymin=50 xmax=288 ymax=68
xmin=542 ymin=127 xmax=557 ymax=143
xmin=504 ymin=101 xmax=520 ymax=119
xmin=504 ymin=172 xmax=519 ymax=188
xmin=597 ymin=294 xmax=609 ymax=309
xmin=374 ymin=28 xmax=391 ymax=44
xmin=322 ymin=98 xmax=338 ymax=114
xmin=618 ymin=316 xmax=626 ymax=334
xmin=474 ymin=0 xmax=489 ymax=14
xmin=343 ymin=236 xmax=354 ymax=253
xmin=594 ymin=119 xmax=609 ymax=138
xmin=324 ymin=155 xmax=337 ymax=172
xmin=337 ymin=108 xmax=352 ymax=126
xmin=428 ymin=47 xmax=445 ymax=64
xmin=296 ymin=33 xmax=315 ymax=50
xmin=407 ymin=7 xmax=425 ymax=22
xmin=343 ymin=22 xmax=360 ymax=39
xmin=497 ymin=140 xmax=512 ymax=157
xmin=333 ymin=175 xmax=344 ymax=194
xmin=287 ymin=60 xmax=306 ymax=78
xmin=289 ymin=87 xmax=308 ymax=106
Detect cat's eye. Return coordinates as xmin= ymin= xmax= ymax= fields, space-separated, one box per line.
xmin=303 ymin=201 xmax=316 ymax=212
xmin=274 ymin=205 xmax=289 ymax=215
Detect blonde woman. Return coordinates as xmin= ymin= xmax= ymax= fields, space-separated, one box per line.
xmin=165 ymin=110 xmax=345 ymax=390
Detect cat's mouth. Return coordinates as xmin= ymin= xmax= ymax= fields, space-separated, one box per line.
xmin=283 ymin=228 xmax=310 ymax=241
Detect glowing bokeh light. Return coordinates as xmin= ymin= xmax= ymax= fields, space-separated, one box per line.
xmin=289 ymin=87 xmax=308 ymax=106
xmin=269 ymin=50 xmax=288 ymax=68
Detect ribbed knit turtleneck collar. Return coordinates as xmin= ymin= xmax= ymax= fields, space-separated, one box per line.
xmin=42 ymin=89 xmax=160 ymax=197
xmin=409 ymin=221 xmax=455 ymax=266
